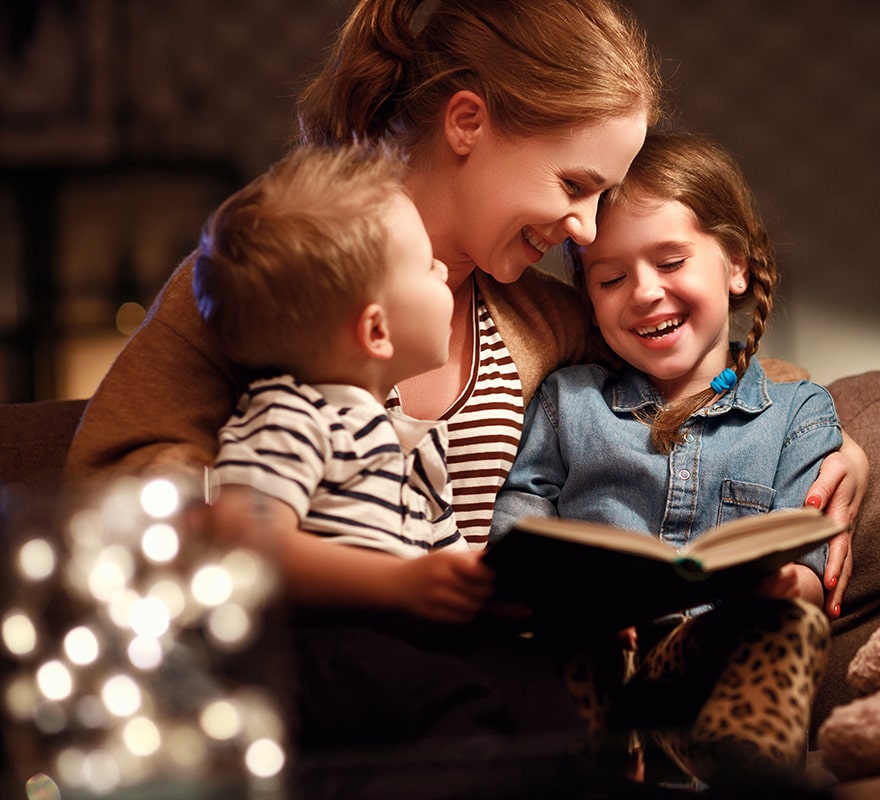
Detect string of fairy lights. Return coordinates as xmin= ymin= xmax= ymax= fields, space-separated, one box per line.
xmin=0 ymin=476 xmax=288 ymax=797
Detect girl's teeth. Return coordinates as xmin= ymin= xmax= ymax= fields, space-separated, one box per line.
xmin=638 ymin=318 xmax=682 ymax=336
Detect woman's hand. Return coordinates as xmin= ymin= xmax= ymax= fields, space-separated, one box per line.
xmin=805 ymin=433 xmax=868 ymax=618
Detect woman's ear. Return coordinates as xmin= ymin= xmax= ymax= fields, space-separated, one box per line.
xmin=356 ymin=303 xmax=394 ymax=360
xmin=443 ymin=90 xmax=486 ymax=156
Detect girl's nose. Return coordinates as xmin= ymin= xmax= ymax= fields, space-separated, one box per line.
xmin=631 ymin=270 xmax=664 ymax=305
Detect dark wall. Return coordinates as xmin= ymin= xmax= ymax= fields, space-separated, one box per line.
xmin=2 ymin=1 xmax=877 ymax=400
xmin=625 ymin=0 xmax=880 ymax=383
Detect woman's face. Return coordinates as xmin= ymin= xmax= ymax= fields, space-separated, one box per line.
xmin=444 ymin=111 xmax=647 ymax=285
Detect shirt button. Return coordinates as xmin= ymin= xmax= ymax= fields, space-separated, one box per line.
xmin=678 ymin=469 xmax=691 ymax=480
xmin=684 ymin=433 xmax=694 ymax=443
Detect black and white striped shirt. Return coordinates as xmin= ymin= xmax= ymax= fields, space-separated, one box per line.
xmin=212 ymin=378 xmax=467 ymax=558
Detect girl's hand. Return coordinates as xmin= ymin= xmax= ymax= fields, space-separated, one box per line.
xmin=758 ymin=563 xmax=823 ymax=608
xmin=394 ymin=550 xmax=495 ymax=624
xmin=805 ymin=433 xmax=868 ymax=618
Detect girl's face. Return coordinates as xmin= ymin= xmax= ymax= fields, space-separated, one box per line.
xmin=580 ymin=196 xmax=749 ymax=402
xmin=440 ymin=111 xmax=647 ymax=285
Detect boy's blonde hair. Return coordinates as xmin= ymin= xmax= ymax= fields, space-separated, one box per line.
xmin=575 ymin=131 xmax=778 ymax=454
xmin=193 ymin=142 xmax=408 ymax=373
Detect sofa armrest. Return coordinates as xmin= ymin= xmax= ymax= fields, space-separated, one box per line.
xmin=811 ymin=371 xmax=880 ymax=744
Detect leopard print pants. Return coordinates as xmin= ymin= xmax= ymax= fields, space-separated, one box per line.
xmin=564 ymin=597 xmax=830 ymax=785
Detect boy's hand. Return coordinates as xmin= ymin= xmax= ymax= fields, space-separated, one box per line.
xmin=758 ymin=563 xmax=824 ymax=609
xmin=395 ymin=550 xmax=495 ymax=624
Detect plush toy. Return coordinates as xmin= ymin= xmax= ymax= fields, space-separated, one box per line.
xmin=818 ymin=624 xmax=880 ymax=781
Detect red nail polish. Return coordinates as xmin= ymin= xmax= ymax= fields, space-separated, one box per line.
xmin=806 ymin=495 xmax=822 ymax=508
xmin=833 ymin=604 xmax=841 ymax=618
xmin=828 ymin=575 xmax=838 ymax=589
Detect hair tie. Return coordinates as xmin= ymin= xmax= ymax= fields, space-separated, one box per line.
xmin=710 ymin=368 xmax=737 ymax=394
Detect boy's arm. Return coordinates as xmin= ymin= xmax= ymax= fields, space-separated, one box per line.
xmin=209 ymin=486 xmax=493 ymax=623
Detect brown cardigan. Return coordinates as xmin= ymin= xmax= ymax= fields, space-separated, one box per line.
xmin=64 ymin=256 xmax=596 ymax=484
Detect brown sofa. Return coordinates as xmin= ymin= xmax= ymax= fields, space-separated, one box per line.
xmin=1 ymin=372 xmax=879 ymax=750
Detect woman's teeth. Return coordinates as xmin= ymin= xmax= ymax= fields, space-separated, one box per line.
xmin=637 ymin=317 xmax=683 ymax=338
xmin=522 ymin=228 xmax=550 ymax=254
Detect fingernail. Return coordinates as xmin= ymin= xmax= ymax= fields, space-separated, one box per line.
xmin=806 ymin=495 xmax=822 ymax=508
xmin=833 ymin=604 xmax=841 ymax=618
xmin=828 ymin=575 xmax=838 ymax=589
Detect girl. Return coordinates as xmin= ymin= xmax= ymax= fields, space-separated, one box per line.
xmin=491 ymin=130 xmax=842 ymax=782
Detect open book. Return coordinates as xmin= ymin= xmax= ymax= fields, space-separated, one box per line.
xmin=484 ymin=507 xmax=842 ymax=634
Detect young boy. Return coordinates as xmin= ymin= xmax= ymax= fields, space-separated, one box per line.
xmin=193 ymin=142 xmax=493 ymax=625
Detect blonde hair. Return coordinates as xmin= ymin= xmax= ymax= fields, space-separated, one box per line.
xmin=193 ymin=142 xmax=408 ymax=373
xmin=579 ymin=131 xmax=778 ymax=454
xmin=296 ymin=0 xmax=662 ymax=154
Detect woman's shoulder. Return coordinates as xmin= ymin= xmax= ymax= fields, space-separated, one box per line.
xmin=475 ymin=267 xmax=609 ymax=405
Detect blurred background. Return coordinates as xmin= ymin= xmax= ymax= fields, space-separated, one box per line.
xmin=1 ymin=0 xmax=878 ymax=403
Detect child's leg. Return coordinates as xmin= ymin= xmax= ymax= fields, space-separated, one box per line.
xmin=690 ymin=597 xmax=829 ymax=771
xmin=638 ymin=597 xmax=830 ymax=783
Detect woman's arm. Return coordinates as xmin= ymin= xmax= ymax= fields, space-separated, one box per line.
xmin=760 ymin=361 xmax=868 ymax=618
xmin=64 ymin=257 xmax=250 ymax=484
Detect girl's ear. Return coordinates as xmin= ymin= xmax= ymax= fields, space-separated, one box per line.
xmin=356 ymin=303 xmax=394 ymax=360
xmin=728 ymin=254 xmax=751 ymax=295
xmin=443 ymin=90 xmax=486 ymax=156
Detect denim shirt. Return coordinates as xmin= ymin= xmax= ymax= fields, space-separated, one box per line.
xmin=489 ymin=357 xmax=842 ymax=580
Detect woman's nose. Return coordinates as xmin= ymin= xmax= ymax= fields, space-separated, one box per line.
xmin=562 ymin=198 xmax=599 ymax=245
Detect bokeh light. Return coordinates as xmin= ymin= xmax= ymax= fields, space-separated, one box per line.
xmin=191 ymin=564 xmax=233 ymax=607
xmin=139 ymin=479 xmax=180 ymax=518
xmin=18 ymin=538 xmax=56 ymax=581
xmin=0 ymin=475 xmax=287 ymax=794
xmin=2 ymin=609 xmax=38 ymax=656
xmin=63 ymin=626 xmax=100 ymax=666
xmin=101 ymin=674 xmax=142 ymax=718
xmin=141 ymin=523 xmax=179 ymax=563
xmin=36 ymin=660 xmax=73 ymax=702
xmin=244 ymin=737 xmax=285 ymax=778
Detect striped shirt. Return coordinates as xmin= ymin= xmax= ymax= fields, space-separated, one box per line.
xmin=387 ymin=281 xmax=524 ymax=548
xmin=212 ymin=378 xmax=467 ymax=559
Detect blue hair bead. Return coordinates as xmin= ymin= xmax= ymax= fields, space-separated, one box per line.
xmin=710 ymin=368 xmax=737 ymax=394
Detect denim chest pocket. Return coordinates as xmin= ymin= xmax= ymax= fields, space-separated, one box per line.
xmin=717 ymin=479 xmax=777 ymax=526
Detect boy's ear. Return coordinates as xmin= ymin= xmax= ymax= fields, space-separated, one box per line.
xmin=443 ymin=90 xmax=486 ymax=156
xmin=356 ymin=303 xmax=394 ymax=360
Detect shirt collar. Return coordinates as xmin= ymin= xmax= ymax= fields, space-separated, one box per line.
xmin=612 ymin=353 xmax=772 ymax=417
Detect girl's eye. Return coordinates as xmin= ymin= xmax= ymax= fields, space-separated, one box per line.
xmin=659 ymin=259 xmax=685 ymax=272
xmin=598 ymin=275 xmax=624 ymax=289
